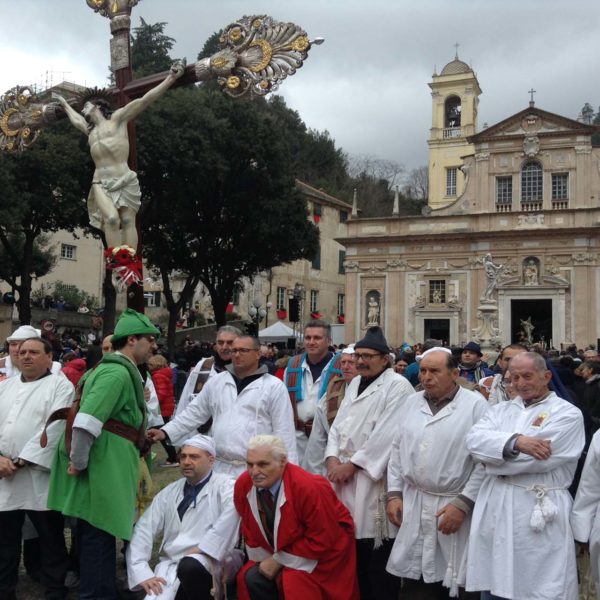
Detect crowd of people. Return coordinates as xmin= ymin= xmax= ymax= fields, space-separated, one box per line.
xmin=2 ymin=312 xmax=600 ymax=600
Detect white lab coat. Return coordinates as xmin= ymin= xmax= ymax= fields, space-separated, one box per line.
xmin=465 ymin=392 xmax=584 ymax=600
xmin=386 ymin=387 xmax=488 ymax=587
xmin=162 ymin=369 xmax=298 ymax=476
xmin=285 ymin=354 xmax=338 ymax=463
xmin=0 ymin=374 xmax=74 ymax=510
xmin=145 ymin=377 xmax=164 ymax=428
xmin=325 ymin=368 xmax=414 ymax=539
xmin=175 ymin=357 xmax=218 ymax=416
xmin=127 ymin=472 xmax=241 ymax=600
xmin=571 ymin=429 xmax=600 ymax=595
xmin=303 ymin=388 xmax=337 ymax=475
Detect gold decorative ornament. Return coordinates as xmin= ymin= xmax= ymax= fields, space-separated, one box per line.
xmin=252 ymin=18 xmax=262 ymax=28
xmin=226 ymin=76 xmax=241 ymax=89
xmin=6 ymin=142 xmax=13 ymax=151
xmin=229 ymin=27 xmax=243 ymax=42
xmin=22 ymin=127 xmax=31 ymax=139
xmin=18 ymin=94 xmax=29 ymax=106
xmin=259 ymin=80 xmax=269 ymax=89
xmin=0 ymin=108 xmax=19 ymax=137
xmin=212 ymin=56 xmax=230 ymax=69
xmin=249 ymin=40 xmax=273 ymax=73
xmin=291 ymin=36 xmax=309 ymax=52
xmin=31 ymin=110 xmax=42 ymax=120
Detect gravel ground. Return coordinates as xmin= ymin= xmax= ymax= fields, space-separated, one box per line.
xmin=16 ymin=445 xmax=180 ymax=599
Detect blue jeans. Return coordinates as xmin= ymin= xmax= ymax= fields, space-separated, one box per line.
xmin=77 ymin=519 xmax=117 ymax=600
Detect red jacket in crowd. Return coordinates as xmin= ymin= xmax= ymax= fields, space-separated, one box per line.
xmin=151 ymin=366 xmax=175 ymax=417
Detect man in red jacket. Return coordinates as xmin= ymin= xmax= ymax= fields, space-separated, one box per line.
xmin=234 ymin=435 xmax=359 ymax=600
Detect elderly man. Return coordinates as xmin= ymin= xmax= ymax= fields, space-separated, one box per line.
xmin=481 ymin=343 xmax=527 ymax=404
xmin=304 ymin=345 xmax=357 ymax=474
xmin=465 ymin=352 xmax=585 ymax=600
xmin=127 ymin=435 xmax=241 ymax=600
xmin=235 ymin=435 xmax=358 ymax=600
xmin=285 ymin=320 xmax=341 ymax=462
xmin=325 ymin=326 xmax=414 ymax=600
xmin=0 ymin=337 xmax=75 ymax=600
xmin=149 ymin=336 xmax=297 ymax=475
xmin=386 ymin=348 xmax=487 ymax=599
xmin=175 ymin=325 xmax=241 ymax=416
xmin=48 ymin=309 xmax=159 ymax=600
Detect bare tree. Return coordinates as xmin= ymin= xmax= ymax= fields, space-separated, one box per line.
xmin=347 ymin=154 xmax=405 ymax=190
xmin=403 ymin=165 xmax=429 ymax=200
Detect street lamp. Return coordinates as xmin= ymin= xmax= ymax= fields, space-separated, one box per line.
xmin=248 ymin=298 xmax=272 ymax=335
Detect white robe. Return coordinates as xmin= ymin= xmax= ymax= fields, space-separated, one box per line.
xmin=465 ymin=392 xmax=584 ymax=600
xmin=175 ymin=357 xmax=218 ymax=416
xmin=325 ymin=369 xmax=414 ymax=539
xmin=386 ymin=387 xmax=488 ymax=586
xmin=571 ymin=429 xmax=600 ymax=595
xmin=303 ymin=388 xmax=336 ymax=475
xmin=145 ymin=377 xmax=164 ymax=428
xmin=285 ymin=353 xmax=339 ymax=463
xmin=0 ymin=373 xmax=74 ymax=511
xmin=127 ymin=472 xmax=241 ymax=600
xmin=162 ymin=370 xmax=298 ymax=476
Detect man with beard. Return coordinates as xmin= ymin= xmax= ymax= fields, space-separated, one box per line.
xmin=175 ymin=326 xmax=241 ymax=416
xmin=325 ymin=327 xmax=414 ymax=600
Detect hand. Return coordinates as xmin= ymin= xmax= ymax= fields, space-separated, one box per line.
xmin=327 ymin=461 xmax=357 ymax=484
xmin=147 ymin=428 xmax=166 ymax=442
xmin=51 ymin=92 xmax=67 ymax=105
xmin=140 ymin=576 xmax=167 ymax=596
xmin=184 ymin=546 xmax=200 ymax=555
xmin=144 ymin=387 xmax=151 ymax=402
xmin=436 ymin=503 xmax=466 ymax=535
xmin=387 ymin=497 xmax=403 ymax=527
xmin=67 ymin=463 xmax=82 ymax=477
xmin=170 ymin=61 xmax=185 ymax=78
xmin=258 ymin=556 xmax=282 ymax=581
xmin=0 ymin=456 xmax=17 ymax=478
xmin=515 ymin=436 xmax=552 ymax=460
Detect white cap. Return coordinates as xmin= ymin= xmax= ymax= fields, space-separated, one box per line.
xmin=415 ymin=346 xmax=452 ymax=363
xmin=181 ymin=434 xmax=216 ymax=456
xmin=7 ymin=325 xmax=42 ymax=342
xmin=342 ymin=344 xmax=355 ymax=355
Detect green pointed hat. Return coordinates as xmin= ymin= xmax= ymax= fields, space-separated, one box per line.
xmin=111 ymin=309 xmax=160 ymax=343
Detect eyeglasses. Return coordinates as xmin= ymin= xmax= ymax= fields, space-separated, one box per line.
xmin=140 ymin=335 xmax=156 ymax=343
xmin=231 ymin=348 xmax=258 ymax=355
xmin=354 ymin=352 xmax=383 ymax=361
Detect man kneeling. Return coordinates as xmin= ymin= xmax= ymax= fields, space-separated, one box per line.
xmin=235 ymin=435 xmax=359 ymax=600
xmin=127 ymin=435 xmax=242 ymax=599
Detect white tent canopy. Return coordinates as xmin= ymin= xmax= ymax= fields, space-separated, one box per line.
xmin=258 ymin=321 xmax=299 ymax=341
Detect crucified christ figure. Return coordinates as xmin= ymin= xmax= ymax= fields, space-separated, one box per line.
xmin=53 ymin=61 xmax=184 ymax=250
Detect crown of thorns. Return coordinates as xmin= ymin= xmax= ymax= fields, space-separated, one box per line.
xmin=76 ymin=87 xmax=115 ymax=114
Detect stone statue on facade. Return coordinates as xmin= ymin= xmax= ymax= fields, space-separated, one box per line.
xmin=523 ymin=260 xmax=539 ymax=286
xmin=367 ymin=295 xmax=380 ymax=326
xmin=481 ymin=253 xmax=505 ymax=303
xmin=520 ymin=316 xmax=535 ymax=343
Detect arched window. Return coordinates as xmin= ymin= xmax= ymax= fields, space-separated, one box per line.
xmin=445 ymin=96 xmax=462 ymax=128
xmin=521 ymin=161 xmax=543 ymax=203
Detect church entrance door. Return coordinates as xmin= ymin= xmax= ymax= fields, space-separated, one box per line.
xmin=511 ymin=299 xmax=552 ymax=345
xmin=424 ymin=318 xmax=450 ymax=344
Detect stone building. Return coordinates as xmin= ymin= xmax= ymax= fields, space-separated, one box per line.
xmin=340 ymin=54 xmax=600 ymax=349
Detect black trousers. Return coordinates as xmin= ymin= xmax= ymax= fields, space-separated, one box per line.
xmin=175 ymin=557 xmax=214 ymax=600
xmin=243 ymin=564 xmax=278 ymax=600
xmin=77 ymin=519 xmax=117 ymax=600
xmin=0 ymin=509 xmax=68 ymax=600
xmin=399 ymin=577 xmax=480 ymax=600
xmin=355 ymin=538 xmax=400 ymax=600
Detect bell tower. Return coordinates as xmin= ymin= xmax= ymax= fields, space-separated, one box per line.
xmin=428 ymin=51 xmax=482 ymax=210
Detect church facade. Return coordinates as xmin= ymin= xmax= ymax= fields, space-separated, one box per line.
xmin=340 ymin=55 xmax=600 ymax=349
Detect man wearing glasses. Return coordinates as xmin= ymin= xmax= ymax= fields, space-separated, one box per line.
xmin=325 ymin=326 xmax=414 ymax=600
xmin=148 ymin=336 xmax=297 ymax=476
xmin=48 ymin=309 xmax=159 ymax=600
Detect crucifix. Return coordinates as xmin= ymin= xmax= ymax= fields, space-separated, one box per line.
xmin=453 ymin=42 xmax=460 ymax=58
xmin=0 ymin=0 xmax=322 ymax=312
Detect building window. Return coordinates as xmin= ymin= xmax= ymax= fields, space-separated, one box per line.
xmin=496 ymin=176 xmax=512 ymax=204
xmin=60 ymin=244 xmax=77 ymax=260
xmin=337 ymin=293 xmax=345 ymax=316
xmin=445 ymin=95 xmax=462 ymax=128
xmin=339 ymin=210 xmax=348 ymax=222
xmin=521 ymin=161 xmax=543 ymax=202
xmin=310 ymin=290 xmax=318 ymax=313
xmin=429 ymin=280 xmax=446 ymax=304
xmin=144 ymin=292 xmax=161 ymax=308
xmin=276 ymin=286 xmax=286 ymax=310
xmin=446 ymin=167 xmax=457 ymax=197
xmin=551 ymin=173 xmax=568 ymax=200
xmin=311 ymin=244 xmax=321 ymax=270
xmin=338 ymin=250 xmax=346 ymax=274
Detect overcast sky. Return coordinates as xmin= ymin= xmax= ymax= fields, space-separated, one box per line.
xmin=2 ymin=0 xmax=600 ymax=178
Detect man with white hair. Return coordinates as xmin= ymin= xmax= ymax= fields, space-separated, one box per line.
xmin=234 ymin=435 xmax=358 ymax=600
xmin=385 ymin=347 xmax=487 ymax=598
xmin=466 ymin=351 xmax=584 ymax=600
xmin=126 ymin=435 xmax=241 ymax=600
xmin=304 ymin=344 xmax=357 ymax=474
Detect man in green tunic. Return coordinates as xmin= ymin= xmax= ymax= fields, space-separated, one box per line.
xmin=48 ymin=309 xmax=158 ymax=600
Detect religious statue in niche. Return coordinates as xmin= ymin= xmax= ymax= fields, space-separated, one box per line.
xmin=523 ymin=259 xmax=539 ymax=286
xmin=366 ymin=291 xmax=381 ymax=326
xmin=520 ymin=316 xmax=535 ymax=343
xmin=481 ymin=253 xmax=505 ymax=303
